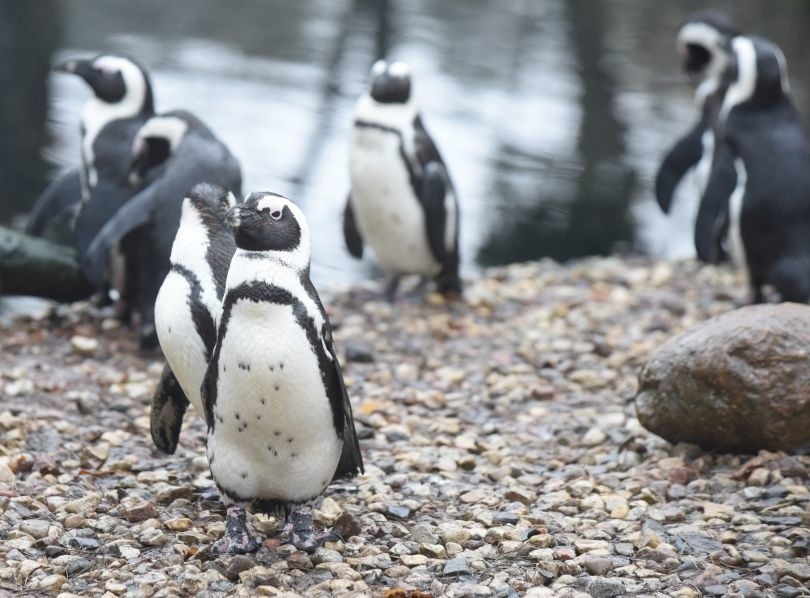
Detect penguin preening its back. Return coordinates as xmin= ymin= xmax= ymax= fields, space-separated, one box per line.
xmin=27 ymin=54 xmax=154 ymax=248
xmin=150 ymin=183 xmax=238 ymax=455
xmin=202 ymin=192 xmax=363 ymax=554
xmin=719 ymin=35 xmax=810 ymax=303
xmin=655 ymin=11 xmax=740 ymax=264
xmin=344 ymin=60 xmax=461 ymax=300
xmin=53 ymin=54 xmax=156 ymax=257
xmin=81 ymin=110 xmax=242 ymax=348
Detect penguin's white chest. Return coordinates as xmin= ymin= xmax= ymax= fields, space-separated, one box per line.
xmin=349 ymin=128 xmax=440 ymax=276
xmin=154 ymin=272 xmax=208 ymax=416
xmin=694 ymin=130 xmax=715 ymax=196
xmin=207 ymin=299 xmax=342 ymax=503
xmin=728 ymin=158 xmax=748 ymax=272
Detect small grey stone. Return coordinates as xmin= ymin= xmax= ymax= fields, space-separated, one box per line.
xmin=345 ymin=342 xmax=375 ymax=363
xmin=410 ymin=523 xmax=439 ymax=545
xmin=587 ymin=577 xmax=624 ymax=598
xmin=386 ymin=505 xmax=411 ymax=520
xmin=443 ymin=558 xmax=470 ymax=576
xmin=492 ymin=512 xmax=519 ymax=525
xmin=224 ymin=555 xmax=256 ymax=581
xmin=65 ymin=557 xmax=92 ymax=576
xmin=68 ymin=537 xmax=101 ymax=551
xmin=20 ymin=519 xmax=51 ymax=539
xmin=583 ymin=555 xmax=614 ymax=576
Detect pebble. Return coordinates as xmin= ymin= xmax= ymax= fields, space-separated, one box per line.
xmin=70 ymin=335 xmax=98 ymax=356
xmin=443 ymin=558 xmax=471 ymax=576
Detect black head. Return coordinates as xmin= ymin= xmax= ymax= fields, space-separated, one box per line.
xmin=225 ymin=192 xmax=309 ymax=258
xmin=187 ymin=183 xmax=237 ymax=221
xmin=128 ymin=114 xmax=190 ymax=186
xmin=369 ymin=60 xmax=412 ymax=104
xmin=677 ymin=11 xmax=740 ymax=77
xmin=54 ymin=54 xmax=154 ymax=113
xmin=721 ymin=35 xmax=790 ymax=117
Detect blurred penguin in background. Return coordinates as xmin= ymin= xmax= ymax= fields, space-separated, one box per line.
xmin=655 ymin=11 xmax=740 ymax=263
xmin=344 ymin=60 xmax=461 ymax=301
xmin=81 ymin=110 xmax=242 ymax=348
xmin=719 ymin=35 xmax=810 ymax=303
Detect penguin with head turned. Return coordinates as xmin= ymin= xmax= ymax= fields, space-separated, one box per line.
xmin=344 ymin=60 xmax=461 ymax=300
xmin=719 ymin=35 xmax=810 ymax=303
xmin=150 ymin=182 xmax=238 ymax=455
xmin=81 ymin=110 xmax=242 ymax=348
xmin=27 ymin=54 xmax=155 ymax=247
xmin=202 ymin=192 xmax=363 ymax=554
xmin=53 ymin=54 xmax=157 ymax=255
xmin=655 ymin=10 xmax=740 ymax=263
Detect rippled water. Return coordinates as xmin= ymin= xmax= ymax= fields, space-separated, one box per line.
xmin=3 ymin=0 xmax=809 ymax=287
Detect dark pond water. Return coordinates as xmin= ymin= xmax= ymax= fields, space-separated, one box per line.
xmin=2 ymin=0 xmax=810 ymax=287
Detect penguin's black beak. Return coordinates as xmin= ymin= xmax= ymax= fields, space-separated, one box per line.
xmin=225 ymin=206 xmax=246 ymax=230
xmin=53 ymin=58 xmax=93 ymax=79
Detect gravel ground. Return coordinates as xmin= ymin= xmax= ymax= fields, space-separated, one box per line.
xmin=0 ymin=257 xmax=808 ymax=597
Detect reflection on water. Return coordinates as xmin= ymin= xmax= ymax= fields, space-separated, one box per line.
xmin=2 ymin=0 xmax=809 ymax=287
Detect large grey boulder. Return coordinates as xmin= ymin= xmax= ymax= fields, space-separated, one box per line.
xmin=636 ymin=303 xmax=810 ymax=453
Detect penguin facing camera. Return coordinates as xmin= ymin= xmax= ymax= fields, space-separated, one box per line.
xmin=655 ymin=11 xmax=740 ymax=263
xmin=719 ymin=35 xmax=810 ymax=303
xmin=150 ymin=182 xmax=238 ymax=455
xmin=81 ymin=110 xmax=242 ymax=348
xmin=344 ymin=60 xmax=461 ymax=301
xmin=202 ymin=192 xmax=363 ymax=554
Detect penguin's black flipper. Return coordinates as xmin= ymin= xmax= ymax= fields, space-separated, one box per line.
xmin=695 ymin=143 xmax=736 ymax=263
xmin=655 ymin=121 xmax=705 ymax=213
xmin=25 ymin=168 xmax=82 ymax=238
xmin=420 ymin=161 xmax=449 ymax=265
xmin=80 ymin=185 xmax=157 ymax=287
xmin=150 ymin=364 xmax=190 ymax=454
xmin=343 ymin=196 xmax=364 ymax=259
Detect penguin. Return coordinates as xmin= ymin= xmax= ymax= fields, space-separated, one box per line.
xmin=81 ymin=110 xmax=242 ymax=348
xmin=718 ymin=35 xmax=810 ymax=303
xmin=202 ymin=192 xmax=363 ymax=554
xmin=654 ymin=11 xmax=740 ymax=263
xmin=53 ymin=54 xmax=156 ymax=257
xmin=344 ymin=60 xmax=461 ymax=300
xmin=150 ymin=182 xmax=238 ymax=455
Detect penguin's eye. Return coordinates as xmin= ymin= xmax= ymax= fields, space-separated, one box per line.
xmin=270 ymin=210 xmax=283 ymax=220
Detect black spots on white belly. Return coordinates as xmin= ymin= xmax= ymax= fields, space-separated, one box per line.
xmin=260 ymin=398 xmax=266 ymax=405
xmin=241 ymin=472 xmax=247 ymax=479
xmin=168 ymin=326 xmax=172 ymax=334
xmin=290 ymin=452 xmax=298 ymax=458
xmin=268 ymin=365 xmax=274 ymax=372
xmin=287 ymin=437 xmax=294 ymax=444
xmin=238 ymin=362 xmax=250 ymax=372
xmin=237 ymin=422 xmax=248 ymax=433
xmin=222 ymin=364 xmax=227 ymax=373
xmin=255 ymin=414 xmax=262 ymax=421
xmin=274 ymin=385 xmax=279 ymax=392
xmin=267 ymin=446 xmax=280 ymax=457
xmin=274 ymin=430 xmax=281 ymax=437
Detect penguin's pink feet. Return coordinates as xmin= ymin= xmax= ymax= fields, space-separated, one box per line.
xmin=283 ymin=506 xmax=342 ymax=553
xmin=211 ymin=505 xmax=260 ymax=555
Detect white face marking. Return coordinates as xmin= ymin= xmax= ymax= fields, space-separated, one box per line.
xmin=678 ymin=22 xmax=730 ymax=82
xmin=720 ymin=37 xmax=758 ymax=121
xmin=371 ymin=59 xmax=387 ymax=77
xmin=80 ymin=56 xmax=148 ymax=192
xmin=134 ymin=115 xmax=189 ymax=154
xmin=387 ymin=61 xmax=411 ymax=78
xmin=243 ymin=195 xmax=312 ymax=273
xmin=775 ymin=46 xmax=791 ymax=94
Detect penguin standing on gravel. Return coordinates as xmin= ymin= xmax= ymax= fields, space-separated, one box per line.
xmin=149 ymin=183 xmax=238 ymax=455
xmin=344 ymin=60 xmax=461 ymax=300
xmin=655 ymin=11 xmax=740 ymax=263
xmin=202 ymin=192 xmax=363 ymax=554
xmin=81 ymin=110 xmax=242 ymax=347
xmin=719 ymin=36 xmax=810 ymax=303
